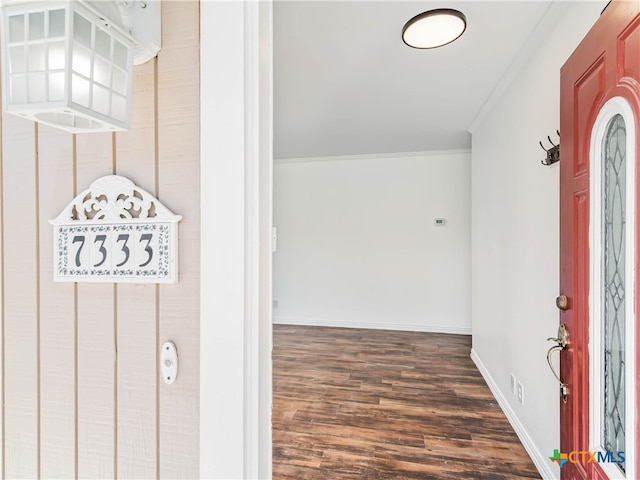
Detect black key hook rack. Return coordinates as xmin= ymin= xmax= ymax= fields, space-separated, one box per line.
xmin=540 ymin=130 xmax=560 ymax=166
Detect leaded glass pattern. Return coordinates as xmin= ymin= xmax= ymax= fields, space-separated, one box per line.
xmin=602 ymin=113 xmax=626 ymax=472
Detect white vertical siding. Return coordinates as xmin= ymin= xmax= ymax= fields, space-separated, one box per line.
xmin=3 ymin=116 xmax=38 ymax=479
xmin=115 ymin=58 xmax=159 ymax=480
xmin=157 ymin=1 xmax=200 ymax=478
xmin=0 ymin=2 xmax=200 ymax=477
xmin=38 ymin=125 xmax=75 ymax=478
xmin=76 ymin=133 xmax=117 ymax=479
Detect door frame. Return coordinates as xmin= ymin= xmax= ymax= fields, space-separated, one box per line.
xmin=200 ymin=1 xmax=273 ymax=478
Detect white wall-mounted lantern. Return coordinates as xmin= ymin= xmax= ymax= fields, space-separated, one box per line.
xmin=0 ymin=0 xmax=160 ymax=133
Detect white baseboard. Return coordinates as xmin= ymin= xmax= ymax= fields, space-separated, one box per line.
xmin=273 ymin=316 xmax=471 ymax=335
xmin=470 ymin=349 xmax=558 ymax=480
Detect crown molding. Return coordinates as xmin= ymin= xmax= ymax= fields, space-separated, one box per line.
xmin=274 ymin=148 xmax=472 ymax=165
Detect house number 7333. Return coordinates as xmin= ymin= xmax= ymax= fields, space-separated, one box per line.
xmin=50 ymin=175 xmax=181 ymax=283
xmin=72 ymin=232 xmax=154 ymax=268
xmin=52 ymin=221 xmax=175 ymax=283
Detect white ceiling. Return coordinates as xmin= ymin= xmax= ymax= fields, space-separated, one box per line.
xmin=273 ymin=1 xmax=554 ymax=160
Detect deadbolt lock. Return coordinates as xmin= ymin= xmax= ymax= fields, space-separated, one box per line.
xmin=556 ymin=295 xmax=569 ymax=310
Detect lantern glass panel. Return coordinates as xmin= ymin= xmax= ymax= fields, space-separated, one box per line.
xmin=10 ymin=76 xmax=27 ymax=103
xmin=92 ymin=84 xmax=110 ymax=115
xmin=28 ymin=12 xmax=44 ymax=40
xmin=94 ymin=56 xmax=110 ymax=86
xmin=71 ymin=74 xmax=90 ymax=107
xmin=49 ymin=9 xmax=65 ymax=37
xmin=48 ymin=41 xmax=65 ymax=70
xmin=113 ymin=40 xmax=127 ymax=68
xmin=74 ymin=13 xmax=92 ymax=47
xmin=9 ymin=14 xmax=24 ymax=42
xmin=28 ymin=73 xmax=46 ymax=102
xmin=95 ymin=29 xmax=110 ymax=58
xmin=48 ymin=72 xmax=65 ymax=101
xmin=112 ymin=94 xmax=126 ymax=121
xmin=112 ymin=68 xmax=126 ymax=95
xmin=28 ymin=44 xmax=45 ymax=72
xmin=9 ymin=46 xmax=25 ymax=73
xmin=72 ymin=44 xmax=91 ymax=77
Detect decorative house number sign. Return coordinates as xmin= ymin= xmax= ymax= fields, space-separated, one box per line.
xmin=50 ymin=175 xmax=182 ymax=283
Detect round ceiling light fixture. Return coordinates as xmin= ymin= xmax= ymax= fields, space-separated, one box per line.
xmin=402 ymin=9 xmax=467 ymax=49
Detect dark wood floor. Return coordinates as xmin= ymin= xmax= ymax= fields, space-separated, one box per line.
xmin=272 ymin=325 xmax=541 ymax=480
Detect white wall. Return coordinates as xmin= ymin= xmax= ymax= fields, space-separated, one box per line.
xmin=470 ymin=2 xmax=605 ymax=478
xmin=273 ymin=150 xmax=470 ymax=334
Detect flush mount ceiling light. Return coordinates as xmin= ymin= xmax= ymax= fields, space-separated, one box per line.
xmin=0 ymin=0 xmax=161 ymax=134
xmin=402 ymin=8 xmax=466 ymax=49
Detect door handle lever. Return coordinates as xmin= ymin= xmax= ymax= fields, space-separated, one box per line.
xmin=547 ymin=344 xmax=568 ymax=402
xmin=547 ymin=344 xmax=564 ymax=383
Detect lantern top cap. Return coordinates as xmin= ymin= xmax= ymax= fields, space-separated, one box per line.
xmin=0 ymin=0 xmax=160 ymax=65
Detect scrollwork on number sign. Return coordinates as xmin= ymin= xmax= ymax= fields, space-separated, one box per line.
xmin=50 ymin=175 xmax=182 ymax=284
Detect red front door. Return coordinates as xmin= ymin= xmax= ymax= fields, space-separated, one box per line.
xmin=560 ymin=1 xmax=640 ymax=479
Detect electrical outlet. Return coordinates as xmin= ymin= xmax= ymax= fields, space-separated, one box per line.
xmin=517 ymin=382 xmax=524 ymax=405
xmin=273 ymin=299 xmax=279 ymax=308
xmin=510 ymin=374 xmax=516 ymax=395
